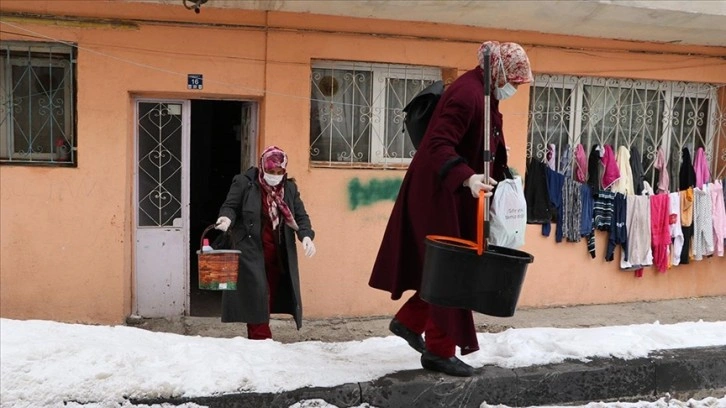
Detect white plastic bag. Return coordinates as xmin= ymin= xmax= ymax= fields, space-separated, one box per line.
xmin=489 ymin=176 xmax=527 ymax=249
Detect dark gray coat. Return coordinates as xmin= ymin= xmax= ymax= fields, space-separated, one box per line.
xmin=218 ymin=167 xmax=314 ymax=329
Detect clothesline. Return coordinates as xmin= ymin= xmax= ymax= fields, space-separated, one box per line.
xmin=524 ymin=142 xmax=726 ymax=277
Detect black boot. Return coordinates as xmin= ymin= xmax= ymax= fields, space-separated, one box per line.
xmin=420 ymin=350 xmax=475 ymax=377
xmin=389 ymin=318 xmax=425 ymax=353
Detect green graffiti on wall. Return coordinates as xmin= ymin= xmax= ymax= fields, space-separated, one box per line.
xmin=348 ymin=177 xmax=403 ymax=210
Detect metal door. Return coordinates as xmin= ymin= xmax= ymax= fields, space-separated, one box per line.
xmin=134 ymin=100 xmax=189 ymax=317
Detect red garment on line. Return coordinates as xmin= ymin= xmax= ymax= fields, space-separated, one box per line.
xmin=650 ymin=194 xmax=671 ymax=273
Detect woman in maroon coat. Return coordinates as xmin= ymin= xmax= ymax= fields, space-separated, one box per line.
xmin=369 ymin=41 xmax=533 ymax=376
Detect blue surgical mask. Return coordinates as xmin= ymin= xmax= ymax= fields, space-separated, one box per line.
xmin=263 ymin=172 xmax=284 ymax=186
xmin=495 ymin=82 xmax=517 ymax=100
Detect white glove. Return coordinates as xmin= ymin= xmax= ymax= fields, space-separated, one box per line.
xmin=463 ymin=174 xmax=497 ymax=198
xmin=302 ymin=236 xmax=316 ymax=258
xmin=215 ymin=216 xmax=231 ymax=232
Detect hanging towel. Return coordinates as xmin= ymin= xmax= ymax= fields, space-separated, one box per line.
xmin=611 ymin=146 xmax=634 ymax=195
xmin=574 ymin=144 xmax=588 ymax=183
xmin=600 ymin=145 xmax=620 ymax=190
xmin=693 ymin=185 xmax=714 ymax=261
xmin=694 ymin=147 xmax=711 ymax=189
xmin=650 ymin=194 xmax=671 ymax=273
xmin=621 ymin=195 xmax=652 ymax=271
xmin=630 ymin=146 xmax=645 ymax=195
xmin=668 ymin=192 xmax=684 ymax=267
xmin=710 ymin=180 xmax=726 ymax=257
xmin=679 ymin=147 xmax=696 ymax=190
xmin=654 ymin=148 xmax=669 ymax=194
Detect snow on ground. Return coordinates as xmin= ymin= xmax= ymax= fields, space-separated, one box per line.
xmin=1 ymin=319 xmax=725 ymax=407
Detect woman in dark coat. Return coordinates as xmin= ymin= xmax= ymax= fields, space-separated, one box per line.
xmin=369 ymin=41 xmax=533 ymax=376
xmin=215 ymin=146 xmax=316 ymax=340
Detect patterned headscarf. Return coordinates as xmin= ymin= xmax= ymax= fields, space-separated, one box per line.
xmin=258 ymin=146 xmax=298 ymax=231
xmin=477 ymin=41 xmax=534 ymax=88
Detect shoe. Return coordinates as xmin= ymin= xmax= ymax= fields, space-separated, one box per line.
xmin=420 ymin=350 xmax=475 ymax=377
xmin=389 ymin=318 xmax=425 ymax=353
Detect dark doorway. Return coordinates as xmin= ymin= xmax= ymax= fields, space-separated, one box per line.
xmin=189 ymin=99 xmax=251 ymax=317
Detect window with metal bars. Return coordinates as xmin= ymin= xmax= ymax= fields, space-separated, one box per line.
xmin=527 ymin=74 xmax=725 ymax=191
xmin=0 ymin=41 xmax=76 ymax=166
xmin=309 ymin=61 xmax=441 ymax=168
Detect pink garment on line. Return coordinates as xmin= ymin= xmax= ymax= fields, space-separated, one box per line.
xmin=694 ymin=147 xmax=711 ymax=189
xmin=600 ymin=145 xmax=620 ymax=190
xmin=711 ymin=180 xmax=726 ymax=257
xmin=574 ymin=144 xmax=588 ymax=183
xmin=654 ymin=148 xmax=669 ymax=194
xmin=650 ymin=193 xmax=671 ymax=273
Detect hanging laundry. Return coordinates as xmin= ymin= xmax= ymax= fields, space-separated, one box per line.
xmin=630 ymin=146 xmax=645 ymax=195
xmin=692 ymin=184 xmax=714 ymax=261
xmin=542 ymin=167 xmax=566 ymax=242
xmin=559 ymin=144 xmax=572 ymax=178
xmin=642 ymin=181 xmax=655 ymax=196
xmin=620 ymin=195 xmax=652 ymax=273
xmin=587 ymin=190 xmax=617 ymax=259
xmin=679 ymin=147 xmax=696 ymax=190
xmin=650 ymin=194 xmax=671 ymax=272
xmin=574 ymin=144 xmax=588 ymax=183
xmin=679 ymin=187 xmax=694 ymax=265
xmin=524 ymin=159 xmax=552 ymax=224
xmin=562 ymin=178 xmax=582 ymax=242
xmin=694 ymin=147 xmax=711 ymax=189
xmin=605 ymin=193 xmax=627 ymax=262
xmin=580 ymin=184 xmax=595 ymax=258
xmin=611 ymin=146 xmax=634 ymax=195
xmin=667 ymin=192 xmax=684 ymax=267
xmin=546 ymin=143 xmax=557 ymax=170
xmin=654 ymin=148 xmax=669 ymax=194
xmin=710 ymin=180 xmax=726 ymax=257
xmin=587 ymin=145 xmax=602 ymax=192
xmin=600 ymin=145 xmax=620 ymax=190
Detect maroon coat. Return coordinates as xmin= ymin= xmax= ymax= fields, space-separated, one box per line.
xmin=369 ymin=66 xmax=507 ymax=354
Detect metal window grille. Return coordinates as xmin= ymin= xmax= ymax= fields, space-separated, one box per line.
xmin=0 ymin=41 xmax=76 ymax=165
xmin=310 ymin=61 xmax=441 ymax=169
xmin=527 ymin=74 xmax=726 ymax=190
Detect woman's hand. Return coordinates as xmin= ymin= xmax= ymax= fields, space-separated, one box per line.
xmin=302 ymin=237 xmax=316 ymax=258
xmin=463 ymin=174 xmax=497 ymax=198
xmin=215 ymin=216 xmax=231 ymax=232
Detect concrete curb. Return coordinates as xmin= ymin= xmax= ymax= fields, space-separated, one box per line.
xmin=132 ymin=346 xmax=726 ymax=408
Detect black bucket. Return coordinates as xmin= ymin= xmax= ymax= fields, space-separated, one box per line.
xmin=421 ymin=237 xmax=534 ymax=317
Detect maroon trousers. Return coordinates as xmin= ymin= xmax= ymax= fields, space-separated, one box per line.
xmin=394 ymin=292 xmax=456 ymax=358
xmin=247 ymin=208 xmax=281 ymax=340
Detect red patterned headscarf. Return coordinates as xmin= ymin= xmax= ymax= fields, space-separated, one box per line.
xmin=477 ymin=41 xmax=533 ymax=88
xmin=258 ymin=146 xmax=298 ymax=231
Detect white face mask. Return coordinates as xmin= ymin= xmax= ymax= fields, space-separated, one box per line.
xmin=494 ymin=55 xmax=517 ymax=100
xmin=263 ymin=172 xmax=284 ymax=186
xmin=495 ymin=82 xmax=517 ymax=100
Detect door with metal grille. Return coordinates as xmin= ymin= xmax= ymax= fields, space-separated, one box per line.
xmin=134 ymin=100 xmax=189 ymax=317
